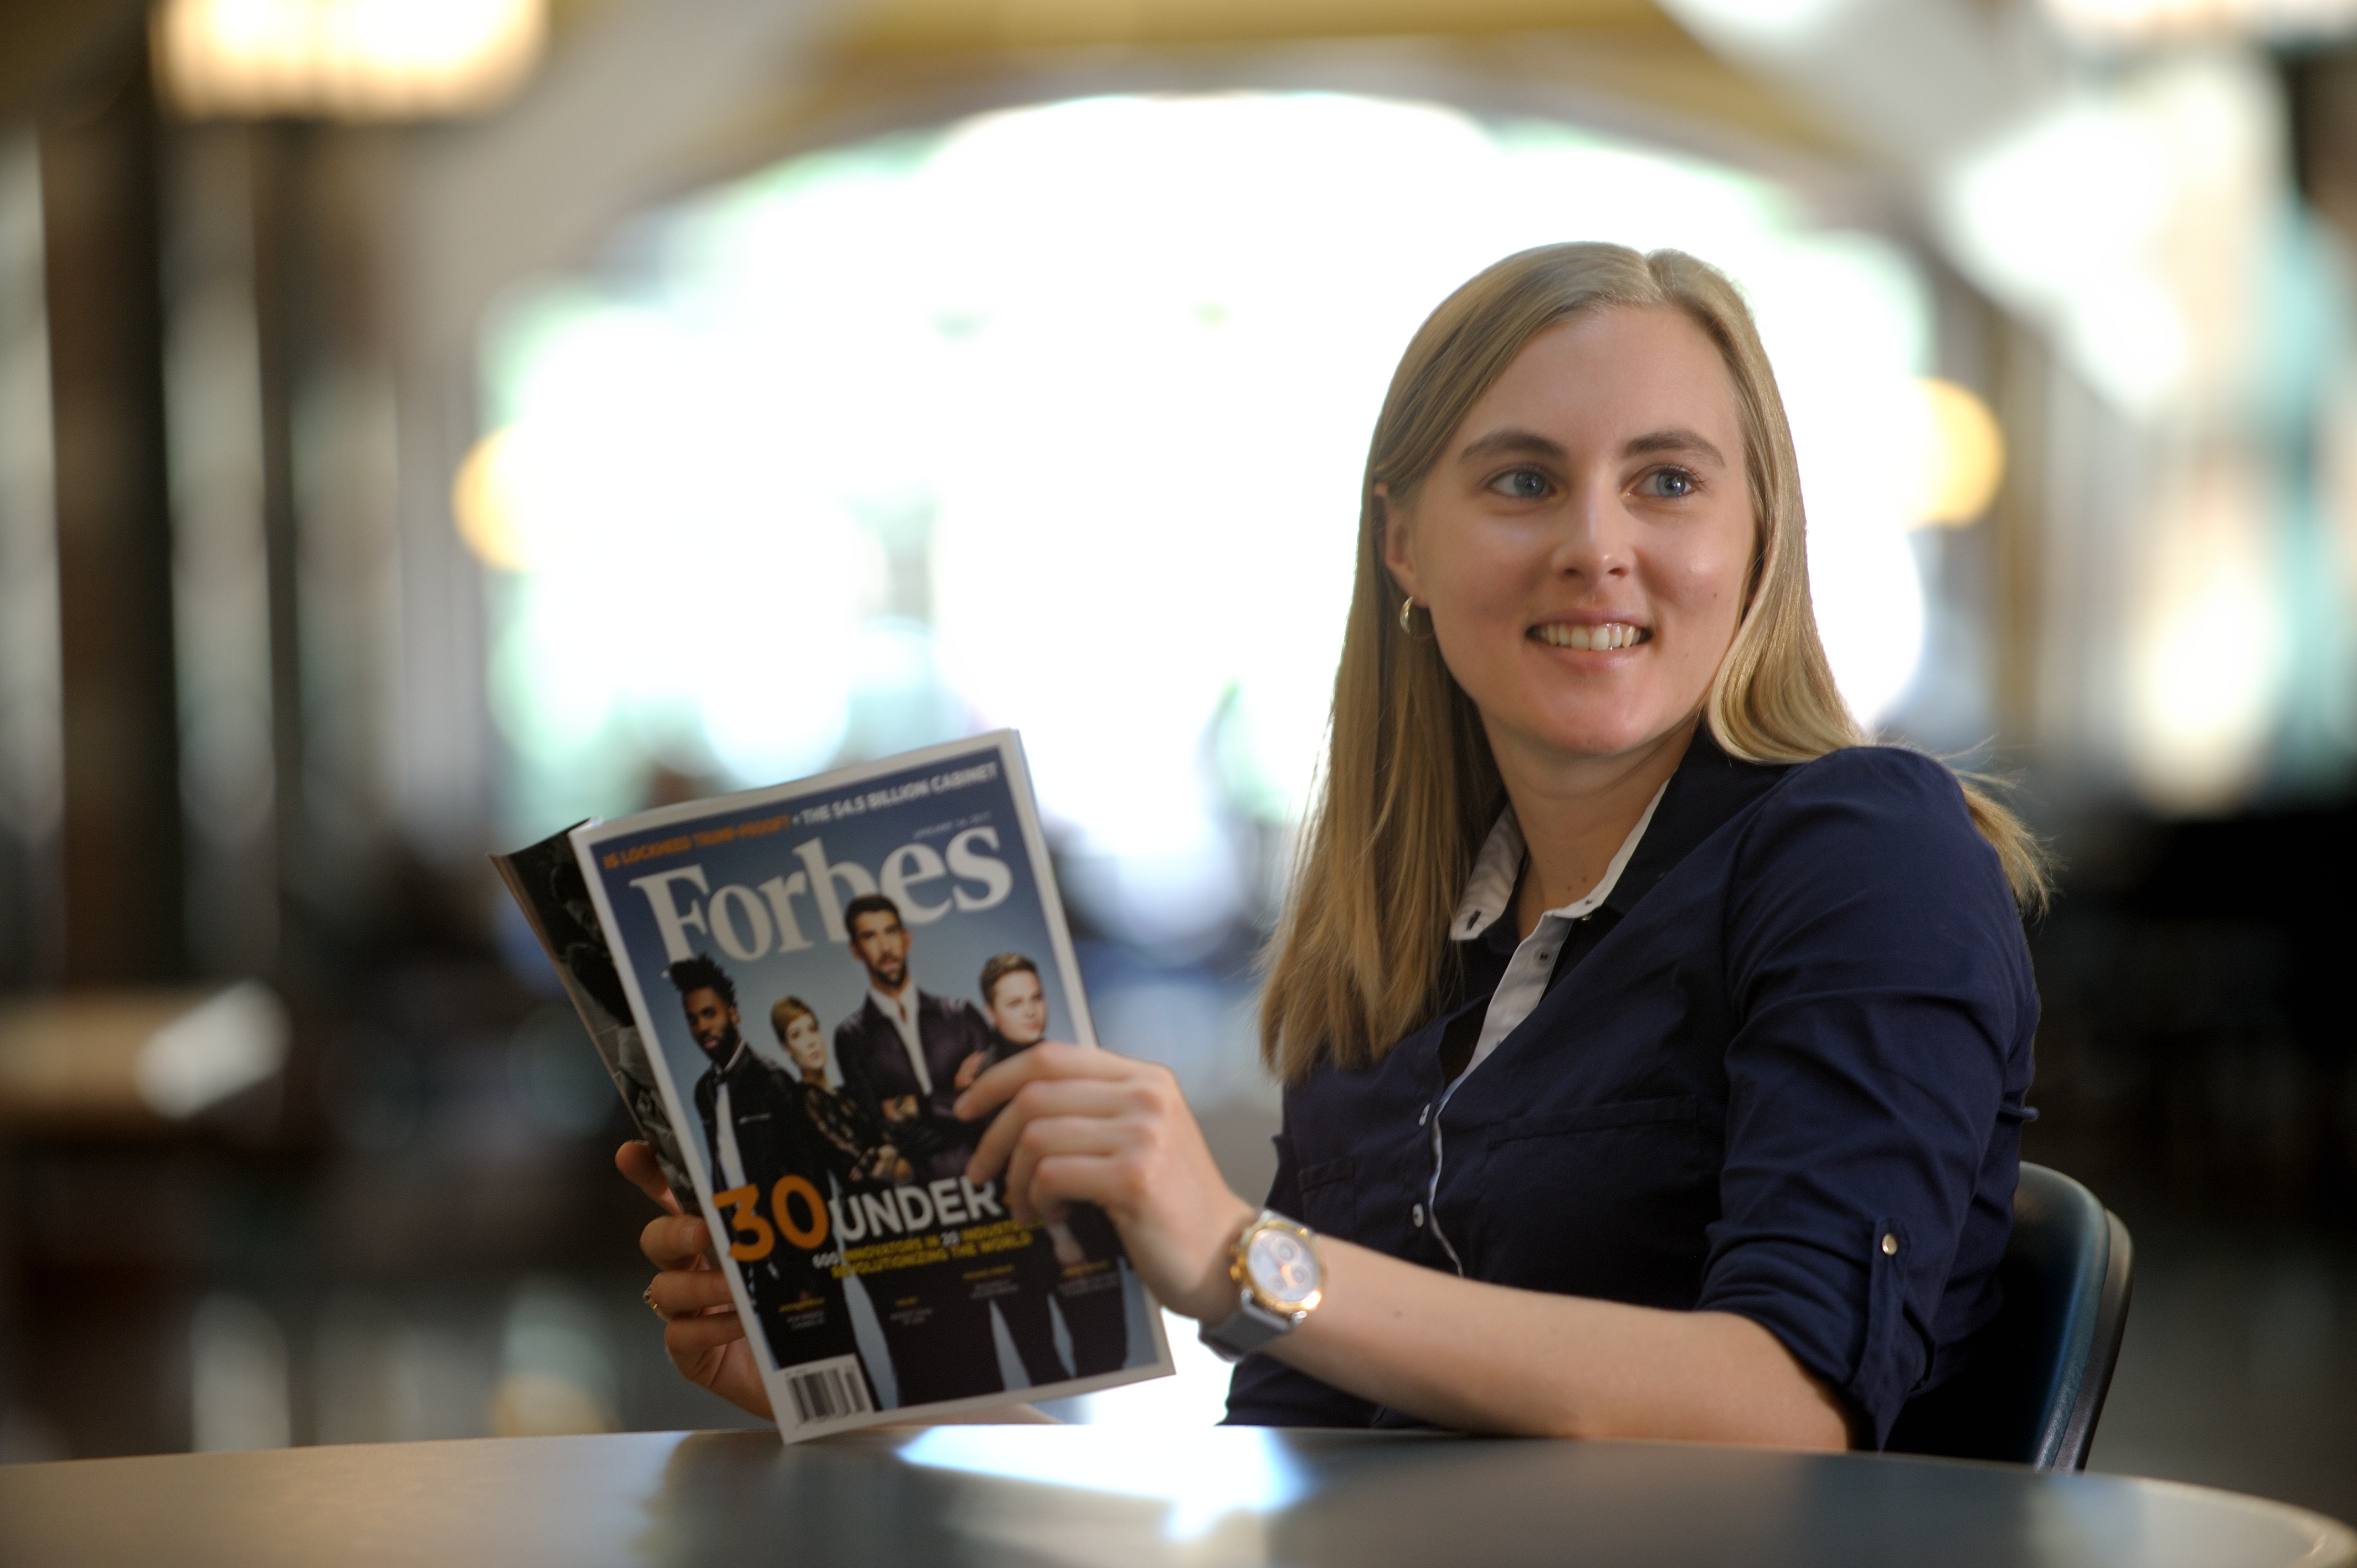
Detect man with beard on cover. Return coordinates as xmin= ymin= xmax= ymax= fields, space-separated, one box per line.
xmin=961 ymin=952 xmax=1133 ymax=1378
xmin=830 ymin=896 xmax=1064 ymax=1400
xmin=667 ymin=956 xmax=867 ymax=1390
xmin=832 ymin=895 xmax=996 ymax=1178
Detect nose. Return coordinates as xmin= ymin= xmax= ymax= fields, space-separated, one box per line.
xmin=1550 ymin=471 xmax=1633 ymax=582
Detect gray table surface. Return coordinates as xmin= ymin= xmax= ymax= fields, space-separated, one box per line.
xmin=2 ymin=1425 xmax=2351 ymax=1567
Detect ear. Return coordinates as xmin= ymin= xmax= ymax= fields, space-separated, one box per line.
xmin=1376 ymin=483 xmax=1426 ymax=604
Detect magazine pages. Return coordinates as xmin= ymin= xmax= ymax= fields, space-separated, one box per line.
xmin=492 ymin=824 xmax=700 ymax=1212
xmin=569 ymin=731 xmax=1173 ymax=1438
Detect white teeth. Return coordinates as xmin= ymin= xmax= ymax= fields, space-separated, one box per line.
xmin=1535 ymin=621 xmax=1647 ymax=649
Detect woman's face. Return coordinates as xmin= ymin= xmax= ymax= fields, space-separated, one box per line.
xmin=1382 ymin=306 xmax=1756 ymax=774
xmin=783 ymin=1012 xmax=826 ymax=1075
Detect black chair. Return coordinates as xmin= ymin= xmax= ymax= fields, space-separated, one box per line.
xmin=1885 ymin=1163 xmax=2134 ymax=1469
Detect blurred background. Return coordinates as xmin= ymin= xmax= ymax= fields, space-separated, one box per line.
xmin=0 ymin=0 xmax=2354 ymax=1518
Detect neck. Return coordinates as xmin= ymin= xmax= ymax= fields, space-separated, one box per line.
xmin=873 ymin=974 xmax=909 ymax=1000
xmin=1491 ymin=712 xmax=1698 ymax=939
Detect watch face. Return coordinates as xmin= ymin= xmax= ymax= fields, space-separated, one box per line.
xmin=1244 ymin=1226 xmax=1321 ymax=1310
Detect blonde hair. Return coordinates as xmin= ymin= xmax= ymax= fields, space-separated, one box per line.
xmin=1259 ymin=243 xmax=2047 ymax=1083
xmin=770 ymin=995 xmax=817 ymax=1040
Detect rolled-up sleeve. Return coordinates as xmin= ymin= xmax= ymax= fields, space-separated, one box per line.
xmin=1692 ymin=747 xmax=2034 ymax=1447
xmin=1222 ymin=1124 xmax=1385 ymax=1427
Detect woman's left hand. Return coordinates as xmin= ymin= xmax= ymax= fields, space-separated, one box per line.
xmin=616 ymin=1141 xmax=773 ymax=1420
xmin=956 ymin=1043 xmax=1256 ymax=1323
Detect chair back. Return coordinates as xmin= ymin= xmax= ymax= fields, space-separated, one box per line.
xmin=1886 ymin=1162 xmax=2134 ymax=1469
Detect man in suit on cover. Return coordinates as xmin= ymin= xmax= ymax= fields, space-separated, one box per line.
xmin=970 ymin=951 xmax=1133 ymax=1379
xmin=831 ymin=894 xmax=996 ymax=1183
xmin=668 ymin=956 xmax=864 ymax=1380
xmin=830 ymin=895 xmax=1066 ymax=1399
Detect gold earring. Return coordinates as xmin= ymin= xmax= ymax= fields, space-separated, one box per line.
xmin=1398 ymin=596 xmax=1433 ymax=641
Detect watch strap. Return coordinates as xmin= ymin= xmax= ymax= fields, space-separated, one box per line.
xmin=1197 ymin=1296 xmax=1296 ymax=1363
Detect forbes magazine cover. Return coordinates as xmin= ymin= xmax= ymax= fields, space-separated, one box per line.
xmin=573 ymin=732 xmax=1172 ymax=1437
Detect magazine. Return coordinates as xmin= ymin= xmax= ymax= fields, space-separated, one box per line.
xmin=500 ymin=731 xmax=1172 ymax=1438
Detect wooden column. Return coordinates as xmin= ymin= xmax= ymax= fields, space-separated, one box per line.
xmin=41 ymin=50 xmax=186 ymax=984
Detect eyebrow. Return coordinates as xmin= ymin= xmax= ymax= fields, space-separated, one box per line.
xmin=1456 ymin=428 xmax=1565 ymax=464
xmin=1622 ymin=427 xmax=1728 ymax=466
xmin=1454 ymin=425 xmax=1728 ymax=467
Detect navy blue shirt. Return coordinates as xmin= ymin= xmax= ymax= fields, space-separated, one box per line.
xmin=1224 ymin=730 xmax=2038 ymax=1447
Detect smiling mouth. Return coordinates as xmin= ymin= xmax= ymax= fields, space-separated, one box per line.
xmin=1532 ymin=622 xmax=1651 ymax=651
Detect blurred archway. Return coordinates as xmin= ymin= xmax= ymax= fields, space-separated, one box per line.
xmin=463 ymin=90 xmax=1945 ymax=951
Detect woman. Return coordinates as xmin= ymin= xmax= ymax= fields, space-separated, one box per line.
xmin=769 ymin=996 xmax=913 ymax=1189
xmin=624 ymin=242 xmax=2040 ymax=1447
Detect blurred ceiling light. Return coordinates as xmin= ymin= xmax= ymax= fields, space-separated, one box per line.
xmin=153 ymin=0 xmax=546 ymax=121
xmin=1906 ymin=378 xmax=2005 ymax=527
xmin=452 ymin=425 xmax=534 ymax=571
xmin=2043 ymin=0 xmax=2357 ymax=43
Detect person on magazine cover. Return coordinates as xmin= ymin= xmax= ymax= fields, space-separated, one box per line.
xmin=668 ymin=957 xmax=866 ymax=1378
xmin=963 ymin=952 xmax=1131 ymax=1378
xmin=830 ymin=894 xmax=997 ymax=1182
xmin=827 ymin=896 xmax=1069 ymax=1398
xmin=769 ymin=996 xmax=912 ymax=1188
xmin=626 ymin=242 xmax=2042 ymax=1451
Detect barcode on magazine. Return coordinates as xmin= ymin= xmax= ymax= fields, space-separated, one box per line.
xmin=784 ymin=1355 xmax=872 ymax=1426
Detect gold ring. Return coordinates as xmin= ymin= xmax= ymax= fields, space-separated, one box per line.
xmin=643 ymin=1285 xmax=667 ymax=1321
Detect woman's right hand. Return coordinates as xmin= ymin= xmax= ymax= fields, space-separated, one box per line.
xmin=616 ymin=1141 xmax=773 ymax=1420
xmin=955 ymin=1044 xmax=1257 ymax=1324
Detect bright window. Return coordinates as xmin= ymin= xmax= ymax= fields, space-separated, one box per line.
xmin=477 ymin=92 xmax=1932 ymax=946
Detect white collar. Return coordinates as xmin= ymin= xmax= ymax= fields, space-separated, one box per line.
xmin=1449 ymin=782 xmax=1670 ymax=943
xmin=870 ymin=983 xmax=915 ymax=1020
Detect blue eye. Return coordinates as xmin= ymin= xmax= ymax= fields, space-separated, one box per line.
xmin=1640 ymin=467 xmax=1698 ymax=498
xmin=1489 ymin=468 xmax=1550 ymax=499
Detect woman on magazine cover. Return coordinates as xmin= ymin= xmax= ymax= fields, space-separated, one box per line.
xmin=769 ymin=996 xmax=913 ymax=1189
xmin=625 ymin=241 xmax=2042 ymax=1450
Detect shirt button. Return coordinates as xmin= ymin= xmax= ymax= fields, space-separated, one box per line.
xmin=1536 ymin=951 xmax=1551 ymax=963
xmin=1881 ymin=1233 xmax=1900 ymax=1257
xmin=1411 ymin=1204 xmax=1425 ymax=1227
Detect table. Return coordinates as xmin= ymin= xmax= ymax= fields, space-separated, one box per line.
xmin=2 ymin=1425 xmax=2349 ymax=1567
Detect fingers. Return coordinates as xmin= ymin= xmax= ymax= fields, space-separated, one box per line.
xmin=641 ymin=1211 xmax=713 ymax=1272
xmin=616 ymin=1142 xmax=683 ymax=1214
xmin=620 ymin=1151 xmax=771 ymax=1422
xmin=954 ymin=1040 xmax=1143 ymax=1121
xmin=665 ymin=1309 xmax=749 ymax=1361
xmin=1001 ymin=1116 xmax=1134 ymax=1223
xmin=647 ymin=1263 xmax=737 ymax=1322
xmin=966 ymin=1075 xmax=1149 ymax=1185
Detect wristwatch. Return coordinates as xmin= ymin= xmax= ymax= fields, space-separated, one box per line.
xmin=1198 ymin=1211 xmax=1325 ymax=1363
